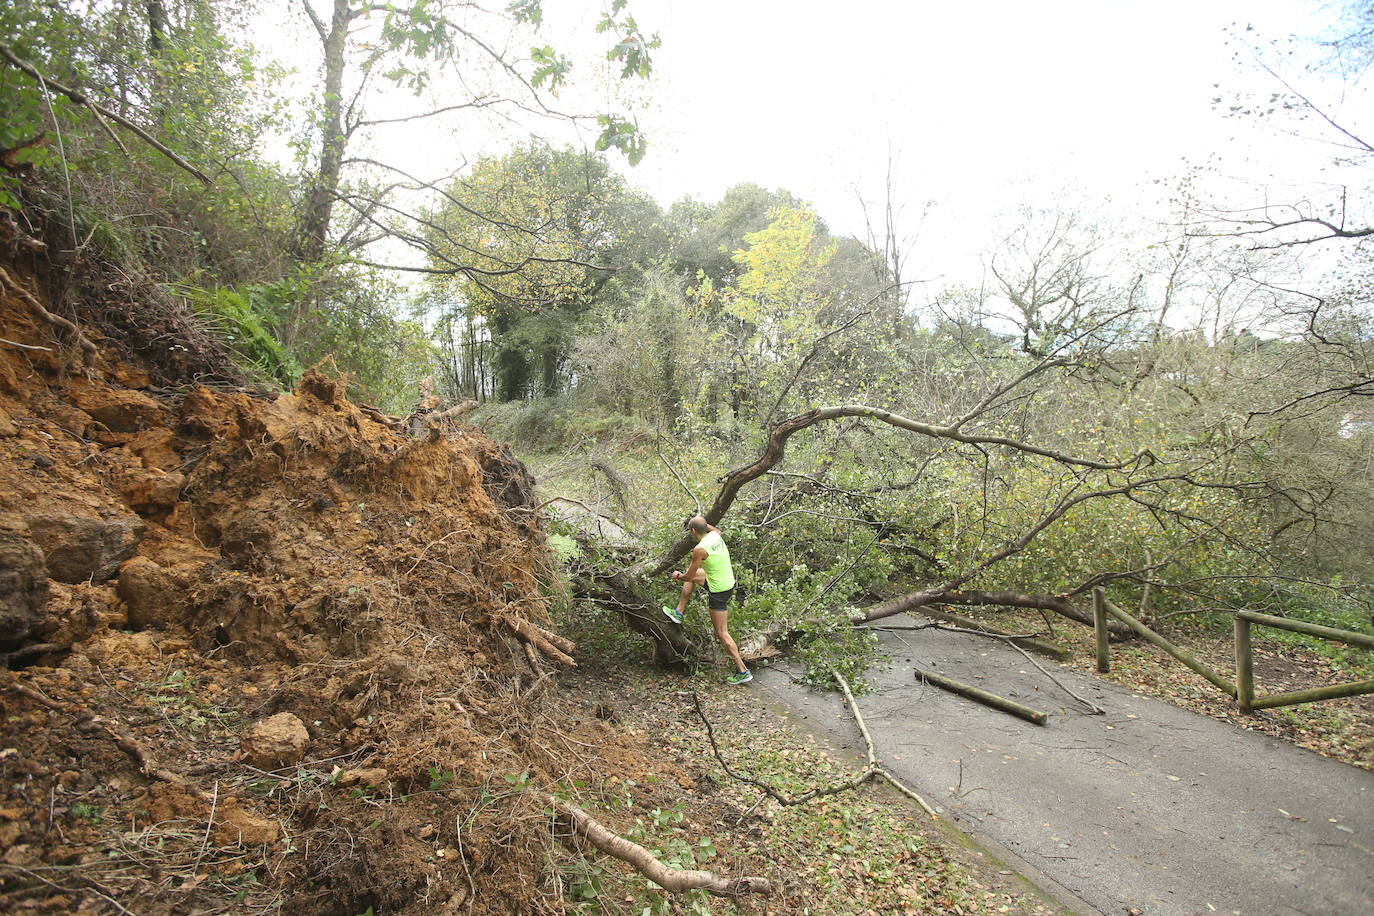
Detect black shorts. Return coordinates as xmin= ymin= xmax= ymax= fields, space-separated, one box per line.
xmin=706 ymin=587 xmax=733 ymax=612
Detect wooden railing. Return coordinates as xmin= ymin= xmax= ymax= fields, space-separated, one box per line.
xmin=1091 ymin=588 xmax=1374 ymax=715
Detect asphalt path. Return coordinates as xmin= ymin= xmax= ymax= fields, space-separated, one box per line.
xmin=751 ymin=615 xmax=1374 ymax=916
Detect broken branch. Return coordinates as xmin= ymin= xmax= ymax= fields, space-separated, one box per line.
xmin=551 ymin=796 xmax=771 ymax=897
xmin=640 ymin=403 xmax=1145 ymax=577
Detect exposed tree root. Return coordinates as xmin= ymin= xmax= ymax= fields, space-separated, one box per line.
xmin=0 ymin=265 xmax=97 ymax=355
xmin=406 ymin=398 xmax=477 ymax=436
xmin=7 ymin=683 xmax=201 ymax=792
xmin=359 ymin=403 xmax=404 ymax=430
xmin=550 ymin=796 xmax=772 ymax=898
xmin=501 ymin=613 xmax=577 ymax=666
xmin=1 ymin=643 xmax=66 ymax=668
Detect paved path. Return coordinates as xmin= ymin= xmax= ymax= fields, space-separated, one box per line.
xmin=752 ymin=615 xmax=1374 ymax=916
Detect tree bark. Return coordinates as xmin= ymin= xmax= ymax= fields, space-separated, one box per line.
xmin=292 ymin=0 xmax=354 ymax=264
xmin=145 ymin=0 xmax=168 ymax=53
xmin=574 ymin=576 xmax=692 ymax=668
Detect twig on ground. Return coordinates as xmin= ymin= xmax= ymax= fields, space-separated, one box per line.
xmin=690 ymin=678 xmax=939 ymax=818
xmin=192 ymin=780 xmax=219 ymax=878
xmin=913 ymin=619 xmax=1104 ymax=713
xmin=0 ymin=863 xmax=135 ymax=915
xmin=1001 ymin=637 xmax=1106 ymax=715
xmin=7 ymin=683 xmax=202 ymax=791
xmin=833 ymin=673 xmax=940 ymax=817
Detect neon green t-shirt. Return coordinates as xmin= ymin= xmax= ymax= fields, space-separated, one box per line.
xmin=698 ymin=530 xmax=736 ymax=592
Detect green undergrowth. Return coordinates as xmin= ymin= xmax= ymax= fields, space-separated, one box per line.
xmin=182 ymin=283 xmax=302 ymax=387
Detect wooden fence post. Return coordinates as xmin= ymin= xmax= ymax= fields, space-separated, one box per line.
xmin=1234 ymin=615 xmax=1254 ymax=714
xmin=1101 ymin=599 xmax=1237 ymax=697
xmin=1093 ymin=588 xmax=1110 ymax=673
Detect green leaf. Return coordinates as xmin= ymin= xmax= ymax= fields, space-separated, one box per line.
xmin=530 ymin=45 xmax=571 ymax=90
xmin=595 ymin=115 xmax=647 ymax=166
xmin=508 ymin=0 xmax=543 ymax=25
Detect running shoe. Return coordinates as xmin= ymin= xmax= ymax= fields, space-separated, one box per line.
xmin=724 ymin=669 xmax=753 ymax=685
xmin=662 ymin=606 xmax=683 ymax=624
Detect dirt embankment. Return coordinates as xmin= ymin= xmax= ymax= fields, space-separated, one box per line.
xmin=0 ymin=230 xmax=634 ymax=914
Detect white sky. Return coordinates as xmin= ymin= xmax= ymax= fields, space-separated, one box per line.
xmin=257 ymin=0 xmax=1363 ymax=290
xmin=591 ymin=0 xmax=1348 ymax=278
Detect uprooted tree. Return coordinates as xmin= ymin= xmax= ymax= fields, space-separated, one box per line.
xmin=554 ymin=200 xmax=1374 ymax=669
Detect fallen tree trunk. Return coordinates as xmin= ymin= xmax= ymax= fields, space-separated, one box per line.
xmin=891 ymin=608 xmax=1069 ymax=659
xmin=551 ymin=797 xmax=771 ymax=897
xmin=573 ymin=576 xmax=692 ymax=668
xmin=937 ymin=589 xmax=1129 ymax=636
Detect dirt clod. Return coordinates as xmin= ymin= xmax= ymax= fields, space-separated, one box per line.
xmin=23 ymin=509 xmax=144 ymax=584
xmin=115 ymin=556 xmax=181 ymax=630
xmin=240 ymin=711 xmax=311 ymax=769
xmin=0 ymin=513 xmax=47 ymax=642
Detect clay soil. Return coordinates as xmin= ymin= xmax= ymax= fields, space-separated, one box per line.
xmin=0 ymin=240 xmax=681 ymax=914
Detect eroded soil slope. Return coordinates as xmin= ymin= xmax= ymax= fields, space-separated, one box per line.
xmin=0 ymin=236 xmax=621 ymax=914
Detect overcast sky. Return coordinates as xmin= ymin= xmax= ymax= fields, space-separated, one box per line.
xmin=537 ymin=0 xmax=1352 ymax=279
xmin=258 ymin=1 xmax=1361 ymax=287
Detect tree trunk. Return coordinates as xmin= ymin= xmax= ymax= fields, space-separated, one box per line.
xmin=145 ymin=0 xmax=168 ymax=53
xmin=541 ymin=345 xmax=560 ymax=397
xmin=497 ymin=344 xmax=528 ymax=402
xmin=573 ymin=576 xmax=692 ymax=668
xmin=292 ymin=0 xmax=353 ymax=264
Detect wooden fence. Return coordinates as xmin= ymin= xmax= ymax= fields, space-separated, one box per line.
xmin=1091 ymin=589 xmax=1374 ymax=715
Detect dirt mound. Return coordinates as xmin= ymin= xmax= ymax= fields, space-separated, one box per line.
xmin=0 ymin=240 xmax=637 ymax=914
